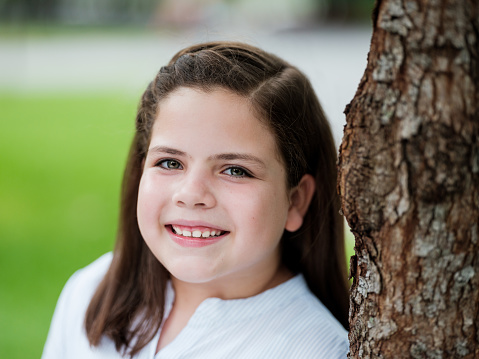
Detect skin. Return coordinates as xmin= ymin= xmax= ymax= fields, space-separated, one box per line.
xmin=136 ymin=87 xmax=314 ymax=351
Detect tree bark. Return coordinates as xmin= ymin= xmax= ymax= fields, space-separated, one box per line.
xmin=338 ymin=0 xmax=479 ymax=357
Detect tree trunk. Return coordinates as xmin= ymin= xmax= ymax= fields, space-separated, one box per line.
xmin=338 ymin=0 xmax=479 ymax=357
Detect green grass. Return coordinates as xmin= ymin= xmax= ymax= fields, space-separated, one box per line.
xmin=0 ymin=92 xmax=137 ymax=358
xmin=0 ymin=92 xmax=355 ymax=358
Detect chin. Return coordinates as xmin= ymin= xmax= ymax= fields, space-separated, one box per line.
xmin=165 ymin=260 xmax=222 ymax=284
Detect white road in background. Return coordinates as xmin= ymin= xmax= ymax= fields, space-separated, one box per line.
xmin=0 ymin=26 xmax=372 ymax=146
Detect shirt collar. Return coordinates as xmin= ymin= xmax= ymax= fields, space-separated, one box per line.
xmin=163 ymin=274 xmax=309 ymax=327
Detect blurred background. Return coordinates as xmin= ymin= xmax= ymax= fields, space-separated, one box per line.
xmin=0 ymin=0 xmax=373 ymax=357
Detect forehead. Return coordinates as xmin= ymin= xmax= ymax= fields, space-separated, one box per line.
xmin=157 ymin=86 xmax=255 ymax=122
xmin=157 ymin=87 xmax=256 ymax=127
xmin=151 ymin=87 xmax=282 ymax=160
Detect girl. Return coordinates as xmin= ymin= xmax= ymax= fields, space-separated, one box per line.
xmin=42 ymin=41 xmax=349 ymax=358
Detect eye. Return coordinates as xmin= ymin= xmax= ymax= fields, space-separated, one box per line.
xmin=223 ymin=166 xmax=252 ymax=178
xmin=157 ymin=159 xmax=183 ymax=170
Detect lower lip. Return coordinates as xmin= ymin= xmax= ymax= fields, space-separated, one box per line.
xmin=166 ymin=226 xmax=226 ymax=248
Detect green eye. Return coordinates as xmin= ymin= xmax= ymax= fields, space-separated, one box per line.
xmin=224 ymin=167 xmax=251 ymax=177
xmin=230 ymin=168 xmax=245 ymax=176
xmin=159 ymin=159 xmax=182 ymax=170
xmin=168 ymin=160 xmax=180 ymax=169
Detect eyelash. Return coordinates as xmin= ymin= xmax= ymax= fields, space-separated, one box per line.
xmin=154 ymin=159 xmax=253 ymax=178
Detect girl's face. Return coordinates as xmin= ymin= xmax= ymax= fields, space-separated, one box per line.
xmin=137 ymin=87 xmax=300 ymax=294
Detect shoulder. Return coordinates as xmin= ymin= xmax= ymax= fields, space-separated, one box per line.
xmin=65 ymin=252 xmax=113 ymax=296
xmin=57 ymin=252 xmax=114 ymax=329
xmin=57 ymin=252 xmax=113 ymax=314
xmin=42 ymin=253 xmax=117 ymax=359
xmin=266 ymin=275 xmax=349 ymax=358
xmin=54 ymin=252 xmax=113 ymax=316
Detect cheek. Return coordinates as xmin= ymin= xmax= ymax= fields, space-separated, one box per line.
xmin=137 ymin=175 xmax=161 ymax=229
xmin=238 ymin=189 xmax=290 ymax=237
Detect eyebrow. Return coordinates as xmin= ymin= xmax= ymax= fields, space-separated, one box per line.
xmin=148 ymin=146 xmax=187 ymax=157
xmin=210 ymin=153 xmax=266 ymax=168
xmin=148 ymin=146 xmax=266 ymax=168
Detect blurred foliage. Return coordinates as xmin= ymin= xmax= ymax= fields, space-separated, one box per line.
xmin=0 ymin=0 xmax=375 ymax=26
xmin=0 ymin=0 xmax=60 ymax=21
xmin=0 ymin=0 xmax=158 ymax=24
xmin=317 ymin=0 xmax=375 ymax=22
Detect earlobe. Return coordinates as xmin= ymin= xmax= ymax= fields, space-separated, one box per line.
xmin=285 ymin=174 xmax=316 ymax=232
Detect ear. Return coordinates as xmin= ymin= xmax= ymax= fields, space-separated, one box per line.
xmin=285 ymin=174 xmax=316 ymax=232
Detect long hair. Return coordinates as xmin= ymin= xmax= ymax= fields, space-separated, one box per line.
xmin=85 ymin=41 xmax=349 ymax=357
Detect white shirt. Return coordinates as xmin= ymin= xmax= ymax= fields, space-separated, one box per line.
xmin=42 ymin=253 xmax=349 ymax=358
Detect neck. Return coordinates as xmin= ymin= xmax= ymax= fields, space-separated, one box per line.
xmin=170 ymin=264 xmax=293 ymax=311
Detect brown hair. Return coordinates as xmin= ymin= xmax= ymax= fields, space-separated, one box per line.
xmin=85 ymin=41 xmax=348 ymax=357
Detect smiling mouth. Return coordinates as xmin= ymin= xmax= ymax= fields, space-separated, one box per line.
xmin=168 ymin=225 xmax=227 ymax=239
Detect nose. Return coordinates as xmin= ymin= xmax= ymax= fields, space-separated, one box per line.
xmin=172 ymin=170 xmax=216 ymax=209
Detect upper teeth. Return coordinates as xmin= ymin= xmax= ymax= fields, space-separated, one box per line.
xmin=172 ymin=226 xmax=222 ymax=238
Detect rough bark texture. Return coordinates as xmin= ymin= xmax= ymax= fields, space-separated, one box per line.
xmin=338 ymin=0 xmax=479 ymax=357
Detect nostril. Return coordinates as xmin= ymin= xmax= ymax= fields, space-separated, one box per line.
xmin=176 ymin=200 xmax=186 ymax=207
